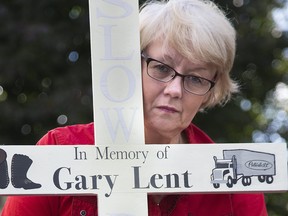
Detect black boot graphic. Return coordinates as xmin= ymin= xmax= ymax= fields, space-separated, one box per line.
xmin=11 ymin=154 xmax=41 ymax=190
xmin=0 ymin=148 xmax=9 ymax=189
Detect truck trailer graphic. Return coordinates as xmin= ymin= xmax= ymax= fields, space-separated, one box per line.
xmin=211 ymin=149 xmax=276 ymax=188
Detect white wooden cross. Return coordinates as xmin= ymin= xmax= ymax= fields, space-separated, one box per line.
xmin=1 ymin=1 xmax=287 ymax=215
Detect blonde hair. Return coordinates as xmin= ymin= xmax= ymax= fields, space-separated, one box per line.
xmin=139 ymin=0 xmax=239 ymax=108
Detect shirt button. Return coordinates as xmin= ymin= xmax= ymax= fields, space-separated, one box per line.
xmin=80 ymin=210 xmax=86 ymax=216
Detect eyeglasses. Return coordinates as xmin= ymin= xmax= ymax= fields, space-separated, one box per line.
xmin=141 ymin=53 xmax=215 ymax=96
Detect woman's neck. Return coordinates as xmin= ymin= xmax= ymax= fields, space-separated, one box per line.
xmin=145 ymin=130 xmax=187 ymax=145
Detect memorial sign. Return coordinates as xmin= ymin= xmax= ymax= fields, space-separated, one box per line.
xmin=1 ymin=1 xmax=287 ymax=216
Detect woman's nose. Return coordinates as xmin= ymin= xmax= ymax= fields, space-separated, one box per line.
xmin=163 ymin=76 xmax=183 ymax=98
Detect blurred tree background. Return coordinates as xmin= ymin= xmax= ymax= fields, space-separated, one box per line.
xmin=0 ymin=0 xmax=287 ymax=215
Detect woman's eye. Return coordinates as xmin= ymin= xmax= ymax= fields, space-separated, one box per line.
xmin=187 ymin=76 xmax=203 ymax=85
xmin=154 ymin=64 xmax=172 ymax=73
xmin=187 ymin=76 xmax=202 ymax=84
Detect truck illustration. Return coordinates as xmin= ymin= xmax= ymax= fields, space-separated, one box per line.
xmin=211 ymin=149 xmax=276 ymax=188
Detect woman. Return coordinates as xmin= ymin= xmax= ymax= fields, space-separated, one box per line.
xmin=2 ymin=0 xmax=267 ymax=215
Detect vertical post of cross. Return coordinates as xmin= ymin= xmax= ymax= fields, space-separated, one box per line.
xmin=89 ymin=0 xmax=145 ymax=146
xmin=88 ymin=0 xmax=148 ymax=215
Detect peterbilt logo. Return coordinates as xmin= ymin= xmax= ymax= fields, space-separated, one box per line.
xmin=245 ymin=160 xmax=273 ymax=170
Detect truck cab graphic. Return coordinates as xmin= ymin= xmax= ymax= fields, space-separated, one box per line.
xmin=211 ymin=149 xmax=276 ymax=188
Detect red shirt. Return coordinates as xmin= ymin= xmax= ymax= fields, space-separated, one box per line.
xmin=1 ymin=123 xmax=267 ymax=216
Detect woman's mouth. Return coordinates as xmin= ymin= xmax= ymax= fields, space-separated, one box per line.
xmin=157 ymin=106 xmax=179 ymax=113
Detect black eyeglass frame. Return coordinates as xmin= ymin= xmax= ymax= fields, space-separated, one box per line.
xmin=141 ymin=53 xmax=216 ymax=96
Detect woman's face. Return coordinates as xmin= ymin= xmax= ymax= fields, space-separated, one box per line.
xmin=142 ymin=40 xmax=216 ymax=139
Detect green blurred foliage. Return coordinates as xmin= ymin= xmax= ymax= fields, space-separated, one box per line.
xmin=0 ymin=0 xmax=92 ymax=143
xmin=0 ymin=0 xmax=287 ymax=214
